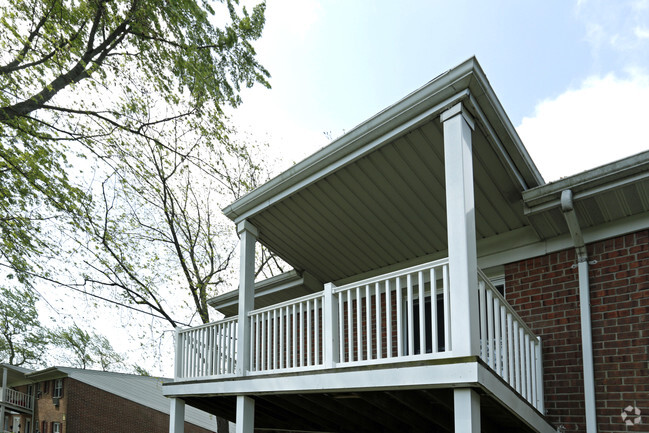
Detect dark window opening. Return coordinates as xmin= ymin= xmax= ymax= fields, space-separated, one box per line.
xmin=411 ymin=294 xmax=445 ymax=354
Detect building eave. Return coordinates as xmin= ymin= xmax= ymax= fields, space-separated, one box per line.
xmin=208 ymin=270 xmax=322 ymax=317
xmin=523 ymin=150 xmax=649 ymax=213
xmin=522 ymin=150 xmax=649 ymax=240
xmin=223 ymin=57 xmax=543 ymax=225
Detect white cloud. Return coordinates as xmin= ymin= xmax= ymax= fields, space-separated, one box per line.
xmin=634 ymin=26 xmax=649 ymax=40
xmin=577 ymin=0 xmax=649 ymax=53
xmin=517 ymin=72 xmax=649 ymax=182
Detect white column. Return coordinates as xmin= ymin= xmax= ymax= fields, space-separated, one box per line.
xmin=173 ymin=327 xmax=183 ymax=380
xmin=236 ymin=396 xmax=255 ymax=433
xmin=323 ymin=283 xmax=339 ymax=368
xmin=169 ymin=398 xmax=185 ymax=433
xmin=454 ymin=388 xmax=480 ymax=433
xmin=236 ymin=220 xmax=258 ymax=376
xmin=0 ymin=367 xmax=6 ymax=430
xmin=441 ymin=102 xmax=480 ymax=357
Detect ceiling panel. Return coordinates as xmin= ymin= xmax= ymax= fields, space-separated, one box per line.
xmin=249 ymin=116 xmax=533 ymax=284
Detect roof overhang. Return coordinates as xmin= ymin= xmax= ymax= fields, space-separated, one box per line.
xmin=523 ymin=150 xmax=649 ymax=239
xmin=208 ymin=270 xmax=322 ymax=317
xmin=224 ymin=57 xmax=542 ymax=223
xmin=222 ymin=57 xmax=545 ymax=284
xmin=25 ymin=367 xmax=68 ymax=382
xmin=1 ymin=364 xmax=34 ymax=386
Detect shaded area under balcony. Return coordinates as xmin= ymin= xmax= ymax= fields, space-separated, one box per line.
xmin=184 ymin=387 xmax=537 ymax=433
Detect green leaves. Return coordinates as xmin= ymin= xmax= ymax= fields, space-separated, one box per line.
xmin=52 ymin=324 xmax=125 ymax=371
xmin=0 ymin=0 xmax=269 ymax=287
xmin=0 ymin=286 xmax=50 ymax=366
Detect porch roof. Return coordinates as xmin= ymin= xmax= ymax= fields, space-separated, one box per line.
xmin=223 ymin=57 xmax=544 ymax=284
xmin=1 ymin=363 xmax=34 ymax=386
xmin=523 ymin=150 xmax=649 ymax=239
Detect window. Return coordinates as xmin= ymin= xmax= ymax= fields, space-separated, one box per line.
xmin=43 ymin=381 xmax=49 ymax=394
xmin=52 ymin=422 xmax=61 ymax=433
xmin=42 ymin=421 xmax=48 ymax=433
xmin=488 ymin=275 xmax=505 ymax=297
xmin=53 ymin=379 xmax=63 ymax=398
xmin=412 ymin=294 xmax=445 ymax=354
xmin=403 ymin=277 xmax=446 ymax=356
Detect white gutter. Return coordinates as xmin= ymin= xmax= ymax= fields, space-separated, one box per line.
xmin=560 ymin=190 xmax=597 ymax=433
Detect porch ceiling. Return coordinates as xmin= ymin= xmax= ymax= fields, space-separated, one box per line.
xmin=225 ymin=58 xmax=544 ymax=284
xmin=184 ymin=389 xmax=537 ymax=433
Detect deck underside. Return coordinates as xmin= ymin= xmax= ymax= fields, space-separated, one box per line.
xmin=166 ymin=359 xmax=555 ymax=433
xmin=185 ymin=388 xmax=536 ymax=433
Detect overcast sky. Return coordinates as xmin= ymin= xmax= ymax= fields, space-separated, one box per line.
xmin=37 ymin=0 xmax=649 ymax=377
xmin=231 ymin=0 xmax=649 ymax=182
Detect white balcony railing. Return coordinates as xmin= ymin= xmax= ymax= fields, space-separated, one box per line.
xmin=174 ymin=258 xmax=544 ymax=411
xmin=3 ymin=388 xmax=33 ymax=410
xmin=333 ymin=258 xmax=451 ymax=366
xmin=477 ymin=270 xmax=544 ymax=412
xmin=249 ymin=292 xmax=324 ymax=373
xmin=175 ymin=317 xmax=238 ymax=379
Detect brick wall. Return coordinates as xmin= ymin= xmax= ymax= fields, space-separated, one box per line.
xmin=30 ymin=378 xmax=214 ymax=433
xmin=34 ymin=378 xmax=68 ymax=433
xmin=505 ymin=230 xmax=649 ymax=432
xmin=64 ymin=378 xmax=215 ymax=433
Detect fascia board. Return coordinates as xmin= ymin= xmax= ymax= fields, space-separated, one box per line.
xmin=477 ymin=364 xmax=554 ymax=433
xmin=224 ymin=57 xmax=545 ymax=225
xmin=25 ymin=367 xmax=68 ymax=381
xmin=163 ymin=359 xmax=479 ymax=396
xmin=466 ymin=63 xmax=545 ymax=189
xmin=523 ymin=150 xmax=649 ymax=214
xmin=207 ymin=270 xmax=303 ymax=308
xmin=222 ymin=57 xmax=481 ymax=223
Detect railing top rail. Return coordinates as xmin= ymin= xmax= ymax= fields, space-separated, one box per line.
xmin=177 ymin=316 xmax=238 ymax=335
xmin=477 ymin=268 xmax=538 ymax=340
xmin=333 ymin=257 xmax=450 ymax=293
xmin=248 ymin=291 xmax=324 ymax=316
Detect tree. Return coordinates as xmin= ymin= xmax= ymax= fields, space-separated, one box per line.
xmin=52 ymin=324 xmax=124 ymax=371
xmin=0 ymin=286 xmax=50 ymax=366
xmin=72 ymin=116 xmax=240 ymax=327
xmin=0 ymin=0 xmax=270 ymax=283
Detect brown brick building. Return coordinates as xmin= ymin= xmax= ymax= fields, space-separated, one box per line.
xmin=1 ymin=365 xmax=218 ymax=433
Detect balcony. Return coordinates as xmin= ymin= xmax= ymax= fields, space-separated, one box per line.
xmin=2 ymin=387 xmax=33 ymax=411
xmin=174 ymin=258 xmax=544 ymax=412
xmin=164 ymin=60 xmax=558 ymax=433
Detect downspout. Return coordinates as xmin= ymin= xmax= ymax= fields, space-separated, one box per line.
xmin=560 ymin=190 xmax=597 ymax=433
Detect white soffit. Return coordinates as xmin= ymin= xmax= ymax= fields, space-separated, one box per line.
xmin=523 ymin=150 xmax=649 ymax=239
xmin=222 ymin=58 xmax=545 ymax=283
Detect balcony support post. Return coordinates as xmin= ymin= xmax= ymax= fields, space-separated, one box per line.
xmin=453 ymin=388 xmax=480 ymax=433
xmin=168 ymin=397 xmax=185 ymax=433
xmin=173 ymin=327 xmax=182 ymax=380
xmin=236 ymin=220 xmax=258 ymax=376
xmin=236 ymin=395 xmax=255 ymax=433
xmin=0 ymin=366 xmax=6 ymax=430
xmin=441 ymin=102 xmax=480 ymax=357
xmin=323 ymin=283 xmax=339 ymax=368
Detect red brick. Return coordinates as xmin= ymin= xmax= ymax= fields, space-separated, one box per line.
xmin=505 ymin=229 xmax=649 ymax=433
